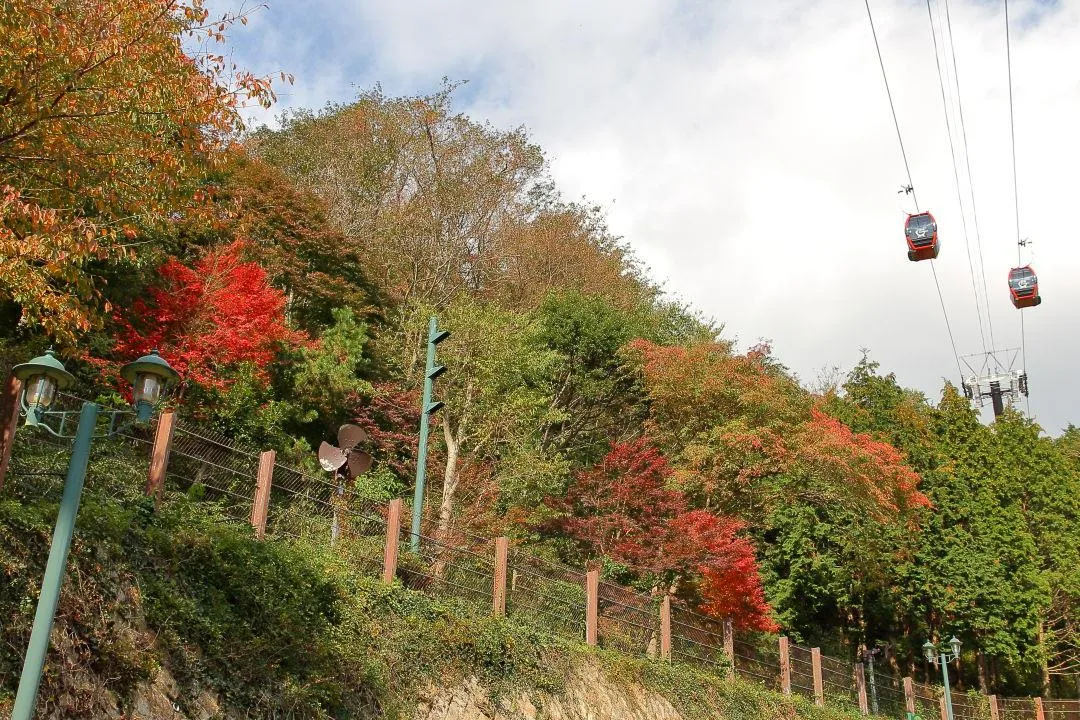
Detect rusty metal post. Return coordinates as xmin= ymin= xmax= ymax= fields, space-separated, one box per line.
xmin=585 ymin=568 xmax=599 ymax=646
xmin=660 ymin=595 xmax=672 ymax=661
xmin=723 ymin=617 xmax=735 ymax=678
xmin=145 ymin=409 xmax=176 ymax=501
xmin=1035 ymin=698 xmax=1045 ymax=720
xmin=779 ymin=636 xmax=792 ymax=695
xmin=382 ymin=498 xmax=402 ymax=583
xmin=988 ymin=696 xmax=999 ymax=720
xmin=904 ymin=677 xmax=916 ymax=716
xmin=250 ymin=450 xmax=275 ymax=539
xmin=855 ymin=662 xmax=869 ymax=715
xmin=811 ymin=647 xmax=824 ymax=706
xmin=0 ymin=375 xmax=22 ymax=490
xmin=493 ymin=536 xmax=508 ymax=616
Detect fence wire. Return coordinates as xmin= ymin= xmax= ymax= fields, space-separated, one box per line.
xmin=9 ymin=393 xmax=1080 ymax=720
xmin=670 ymin=603 xmax=730 ymax=670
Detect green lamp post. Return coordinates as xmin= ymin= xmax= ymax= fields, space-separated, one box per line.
xmin=8 ymin=348 xmax=178 ymax=720
xmin=923 ymin=636 xmax=962 ymax=720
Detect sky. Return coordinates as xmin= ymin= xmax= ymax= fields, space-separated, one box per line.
xmin=208 ymin=0 xmax=1079 ymax=433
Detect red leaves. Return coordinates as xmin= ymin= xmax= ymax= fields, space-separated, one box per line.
xmin=552 ymin=438 xmax=775 ymax=630
xmin=113 ymin=241 xmax=305 ymax=391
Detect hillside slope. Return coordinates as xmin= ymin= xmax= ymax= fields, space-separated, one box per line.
xmin=0 ymin=444 xmax=852 ymax=720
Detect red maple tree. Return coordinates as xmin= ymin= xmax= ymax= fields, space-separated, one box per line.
xmin=552 ymin=438 xmax=776 ymax=631
xmin=113 ymin=241 xmax=306 ymax=392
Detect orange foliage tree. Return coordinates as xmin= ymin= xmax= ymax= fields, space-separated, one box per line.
xmin=625 ymin=339 xmax=928 ymax=520
xmin=0 ymin=0 xmax=282 ymax=341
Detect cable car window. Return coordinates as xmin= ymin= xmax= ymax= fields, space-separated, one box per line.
xmin=1009 ymin=268 xmax=1036 ymax=290
xmin=907 ymin=214 xmax=935 ymax=238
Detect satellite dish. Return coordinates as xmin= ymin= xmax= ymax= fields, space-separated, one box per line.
xmin=317 ymin=424 xmax=373 ymax=479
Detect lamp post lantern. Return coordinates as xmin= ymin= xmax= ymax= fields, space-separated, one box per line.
xmin=923 ymin=637 xmax=962 ymax=720
xmin=8 ymin=348 xmax=177 ymax=720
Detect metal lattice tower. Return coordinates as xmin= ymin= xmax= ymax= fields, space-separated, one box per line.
xmin=960 ymin=349 xmax=1028 ymax=418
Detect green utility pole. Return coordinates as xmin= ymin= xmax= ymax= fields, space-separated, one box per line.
xmin=923 ymin=637 xmax=961 ymax=720
xmin=11 ymin=402 xmax=98 ymax=720
xmin=939 ymin=652 xmax=955 ymax=720
xmin=410 ymin=316 xmax=449 ymax=552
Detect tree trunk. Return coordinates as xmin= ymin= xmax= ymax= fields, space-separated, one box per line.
xmin=431 ymin=415 xmax=460 ymax=580
xmin=1039 ymin=621 xmax=1051 ymax=695
xmin=977 ymin=650 xmax=990 ymax=694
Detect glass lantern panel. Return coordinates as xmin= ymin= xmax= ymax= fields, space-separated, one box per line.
xmin=134 ymin=373 xmax=162 ymax=405
xmin=25 ymin=375 xmax=57 ymax=408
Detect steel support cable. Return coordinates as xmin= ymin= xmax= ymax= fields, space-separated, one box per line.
xmin=864 ymin=0 xmax=965 ymax=379
xmin=942 ymin=0 xmax=998 ymax=351
xmin=926 ymin=0 xmax=989 ymax=357
xmin=1004 ymin=0 xmax=1030 ymax=414
xmin=864 ymin=0 xmax=919 ymax=208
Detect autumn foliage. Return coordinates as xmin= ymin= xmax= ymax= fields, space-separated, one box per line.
xmin=0 ymin=0 xmax=281 ymax=341
xmin=113 ymin=242 xmax=305 ymax=392
xmin=551 ymin=438 xmax=776 ymax=631
xmin=626 ymin=339 xmax=927 ymax=518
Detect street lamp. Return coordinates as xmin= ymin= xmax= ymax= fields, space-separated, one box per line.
xmin=924 ymin=637 xmax=962 ymax=720
xmin=8 ymin=348 xmax=178 ymax=720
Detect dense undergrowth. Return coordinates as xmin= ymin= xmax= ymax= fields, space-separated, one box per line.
xmin=0 ymin=441 xmax=865 ymax=720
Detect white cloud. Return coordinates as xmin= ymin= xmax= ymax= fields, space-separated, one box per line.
xmin=212 ymin=0 xmax=1080 ymax=432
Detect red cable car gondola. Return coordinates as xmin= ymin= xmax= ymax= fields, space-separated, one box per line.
xmin=905 ymin=211 xmax=940 ymax=261
xmin=1007 ymin=265 xmax=1041 ymax=308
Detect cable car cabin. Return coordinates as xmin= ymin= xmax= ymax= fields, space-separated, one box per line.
xmin=1007 ymin=265 xmax=1042 ymax=308
xmin=905 ymin=212 xmax=940 ymax=261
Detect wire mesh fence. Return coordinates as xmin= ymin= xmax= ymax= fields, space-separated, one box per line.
xmin=1001 ymin=698 xmax=1038 ymax=720
xmin=10 ymin=393 xmax=1080 ymax=720
xmin=821 ymin=652 xmax=857 ymax=708
xmin=733 ymin=632 xmax=782 ymax=690
xmin=670 ymin=603 xmax=730 ymax=671
xmin=596 ymin=580 xmax=659 ymax=656
xmin=1044 ymin=700 xmax=1080 ymax=720
xmin=872 ymin=668 xmax=910 ymax=719
xmin=790 ymin=643 xmax=817 ymax=699
xmin=164 ymin=421 xmax=260 ymax=521
xmin=913 ymin=680 xmax=941 ymax=719
xmin=505 ymin=547 xmax=587 ymax=639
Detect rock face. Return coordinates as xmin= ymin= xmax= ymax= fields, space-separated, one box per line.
xmin=413 ymin=661 xmax=684 ymax=720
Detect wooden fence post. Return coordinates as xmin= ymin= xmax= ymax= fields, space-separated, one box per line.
xmin=779 ymin=636 xmax=792 ymax=695
xmin=723 ymin=617 xmax=735 ymax=678
xmin=493 ymin=536 xmax=508 ymax=616
xmin=988 ymin=695 xmax=999 ymax=720
xmin=855 ymin=662 xmax=869 ymax=715
xmin=250 ymin=450 xmax=275 ymax=539
xmin=811 ymin=647 xmax=825 ymax=706
xmin=660 ymin=595 xmax=672 ymax=661
xmin=382 ymin=498 xmax=402 ymax=583
xmin=904 ymin=677 xmax=916 ymax=717
xmin=939 ymin=697 xmax=948 ymax=720
xmin=145 ymin=409 xmax=176 ymax=501
xmin=1035 ymin=697 xmax=1045 ymax=720
xmin=585 ymin=568 xmax=599 ymax=646
xmin=0 ymin=375 xmax=22 ymax=491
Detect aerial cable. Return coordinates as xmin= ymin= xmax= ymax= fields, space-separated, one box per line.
xmin=863 ymin=0 xmax=964 ymax=380
xmin=940 ymin=0 xmax=997 ymax=352
xmin=863 ymin=0 xmax=919 ymax=207
xmin=925 ymin=0 xmax=989 ymax=357
xmin=1004 ymin=0 xmax=1030 ymax=414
